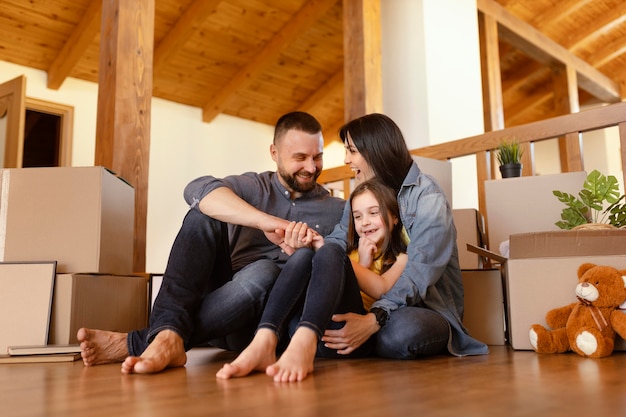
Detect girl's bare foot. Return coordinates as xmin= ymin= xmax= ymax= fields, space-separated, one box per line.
xmin=216 ymin=329 xmax=278 ymax=379
xmin=266 ymin=327 xmax=317 ymax=382
xmin=121 ymin=329 xmax=187 ymax=374
xmin=77 ymin=327 xmax=128 ymax=366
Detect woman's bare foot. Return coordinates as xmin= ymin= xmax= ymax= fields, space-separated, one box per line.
xmin=266 ymin=327 xmax=317 ymax=382
xmin=216 ymin=329 xmax=278 ymax=379
xmin=121 ymin=329 xmax=187 ymax=374
xmin=77 ymin=327 xmax=129 ymax=366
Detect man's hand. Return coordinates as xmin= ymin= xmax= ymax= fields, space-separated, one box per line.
xmin=264 ymin=221 xmax=322 ymax=255
xmin=264 ymin=228 xmax=295 ymax=255
xmin=321 ymin=312 xmax=379 ymax=355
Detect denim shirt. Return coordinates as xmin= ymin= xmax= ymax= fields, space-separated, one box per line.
xmin=326 ymin=162 xmax=488 ymax=356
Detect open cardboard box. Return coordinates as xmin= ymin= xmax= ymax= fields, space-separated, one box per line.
xmin=470 ymin=229 xmax=626 ymax=350
xmin=463 ymin=245 xmax=508 ymax=346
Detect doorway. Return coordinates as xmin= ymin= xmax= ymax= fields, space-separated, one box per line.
xmin=23 ymin=98 xmax=73 ymax=167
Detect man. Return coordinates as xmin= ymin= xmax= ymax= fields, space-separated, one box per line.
xmin=77 ymin=111 xmax=345 ymax=374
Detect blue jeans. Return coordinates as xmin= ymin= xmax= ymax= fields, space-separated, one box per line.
xmin=260 ymin=243 xmax=374 ymax=359
xmin=376 ymin=306 xmax=449 ymax=359
xmin=128 ymin=209 xmax=281 ymax=356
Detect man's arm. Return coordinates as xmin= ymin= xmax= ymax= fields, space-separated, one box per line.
xmin=199 ymin=187 xmax=319 ymax=253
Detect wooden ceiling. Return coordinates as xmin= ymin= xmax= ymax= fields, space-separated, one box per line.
xmin=1 ymin=0 xmax=625 ymax=143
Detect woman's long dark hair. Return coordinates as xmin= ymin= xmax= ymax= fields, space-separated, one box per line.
xmin=347 ymin=179 xmax=407 ymax=274
xmin=339 ymin=113 xmax=413 ymax=193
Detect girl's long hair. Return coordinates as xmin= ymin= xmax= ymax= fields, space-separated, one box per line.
xmin=347 ymin=179 xmax=407 ymax=273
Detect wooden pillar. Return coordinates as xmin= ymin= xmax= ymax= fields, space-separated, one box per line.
xmin=553 ymin=64 xmax=583 ymax=172
xmin=343 ymin=0 xmax=383 ymax=121
xmin=95 ymin=0 xmax=154 ymax=273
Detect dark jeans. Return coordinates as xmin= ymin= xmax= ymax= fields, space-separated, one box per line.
xmin=259 ymin=243 xmax=374 ymax=359
xmin=301 ymin=243 xmax=449 ymax=360
xmin=127 ymin=209 xmax=281 ymax=356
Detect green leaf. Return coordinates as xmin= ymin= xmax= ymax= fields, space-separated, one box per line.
xmin=553 ymin=170 xmax=623 ymax=227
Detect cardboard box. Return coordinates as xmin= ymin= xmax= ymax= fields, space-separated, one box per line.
xmin=461 ymin=269 xmax=506 ymax=345
xmin=413 ymin=156 xmax=453 ymax=206
xmin=484 ymin=171 xmax=587 ymax=255
xmin=454 ymin=209 xmax=486 ymax=269
xmin=505 ymin=229 xmax=626 ymax=350
xmin=49 ymin=273 xmax=149 ymax=344
xmin=0 ymin=167 xmax=134 ymax=274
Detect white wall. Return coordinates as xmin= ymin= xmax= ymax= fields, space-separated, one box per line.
xmin=381 ymin=0 xmax=484 ymax=210
xmin=0 ymin=61 xmax=276 ymax=273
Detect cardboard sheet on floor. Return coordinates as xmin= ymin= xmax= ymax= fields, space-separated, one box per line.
xmin=0 ymin=262 xmax=56 ymax=353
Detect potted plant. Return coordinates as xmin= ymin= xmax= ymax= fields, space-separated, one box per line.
xmin=496 ymin=140 xmax=523 ymax=178
xmin=553 ymin=169 xmax=626 ymax=230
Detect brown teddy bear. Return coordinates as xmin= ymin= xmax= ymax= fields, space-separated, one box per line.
xmin=529 ymin=263 xmax=626 ymax=358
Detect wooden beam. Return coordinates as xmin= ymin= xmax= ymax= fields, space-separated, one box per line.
xmin=201 ymin=0 xmax=337 ymax=122
xmin=478 ymin=12 xmax=504 ymax=132
xmin=552 ymin=64 xmax=583 ymax=173
xmin=153 ymin=0 xmax=220 ymax=72
xmin=618 ymin=122 xmax=626 ymax=189
xmin=477 ymin=0 xmax=621 ymax=103
xmin=47 ymin=0 xmax=102 ymax=90
xmin=411 ymin=101 xmax=626 ymax=161
xmin=343 ymin=0 xmax=382 ymax=121
xmin=94 ymin=0 xmax=155 ymax=273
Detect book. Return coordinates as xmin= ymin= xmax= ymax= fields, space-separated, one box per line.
xmin=0 ymin=353 xmax=82 ymax=364
xmin=7 ymin=344 xmax=81 ymax=356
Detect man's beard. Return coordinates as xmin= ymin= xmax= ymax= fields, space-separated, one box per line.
xmin=279 ymin=168 xmax=320 ymax=193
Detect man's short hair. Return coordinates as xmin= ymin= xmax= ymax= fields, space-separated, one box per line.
xmin=273 ymin=111 xmax=322 ymax=144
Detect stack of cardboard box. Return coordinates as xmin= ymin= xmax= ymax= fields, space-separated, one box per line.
xmin=0 ymin=167 xmax=148 ymax=347
xmin=456 ymin=171 xmax=626 ymax=350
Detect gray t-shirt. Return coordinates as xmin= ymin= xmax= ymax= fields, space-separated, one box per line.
xmin=184 ymin=171 xmax=345 ymax=271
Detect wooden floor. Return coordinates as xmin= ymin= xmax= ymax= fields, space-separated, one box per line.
xmin=1 ymin=345 xmax=625 ymax=417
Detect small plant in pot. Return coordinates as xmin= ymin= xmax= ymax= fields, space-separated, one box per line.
xmin=496 ymin=140 xmax=523 ymax=178
xmin=553 ymin=169 xmax=626 ymax=230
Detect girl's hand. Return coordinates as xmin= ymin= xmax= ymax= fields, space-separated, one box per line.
xmin=357 ymin=237 xmax=377 ymax=267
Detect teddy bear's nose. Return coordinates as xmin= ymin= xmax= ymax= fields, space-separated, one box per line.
xmin=581 ymin=283 xmax=589 ymax=287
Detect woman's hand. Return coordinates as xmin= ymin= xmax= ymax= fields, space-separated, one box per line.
xmin=321 ymin=312 xmax=379 ymax=354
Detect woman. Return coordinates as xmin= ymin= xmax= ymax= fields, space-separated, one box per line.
xmin=216 ymin=179 xmax=408 ymax=382
xmin=321 ymin=113 xmax=489 ymax=359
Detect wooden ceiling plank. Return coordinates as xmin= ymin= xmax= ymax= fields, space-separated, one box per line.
xmin=478 ymin=0 xmax=621 ymax=104
xmin=201 ymin=0 xmax=339 ymax=123
xmin=47 ymin=0 xmax=102 ymax=90
xmin=153 ymin=0 xmax=221 ymax=72
xmin=298 ymin=70 xmax=343 ymax=113
xmin=528 ymin=0 xmax=591 ymax=29
xmin=567 ymin=2 xmax=626 ymax=53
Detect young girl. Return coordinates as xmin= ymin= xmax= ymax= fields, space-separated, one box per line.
xmin=216 ymin=179 xmax=407 ymax=382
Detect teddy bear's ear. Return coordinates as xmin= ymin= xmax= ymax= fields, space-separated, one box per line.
xmin=578 ymin=263 xmax=596 ymax=278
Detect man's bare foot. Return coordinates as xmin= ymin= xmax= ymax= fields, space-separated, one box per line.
xmin=266 ymin=327 xmax=317 ymax=382
xmin=216 ymin=329 xmax=278 ymax=379
xmin=77 ymin=327 xmax=129 ymax=366
xmin=121 ymin=330 xmax=187 ymax=374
